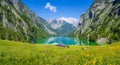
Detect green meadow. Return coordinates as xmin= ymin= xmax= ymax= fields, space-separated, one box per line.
xmin=0 ymin=40 xmax=120 ymax=65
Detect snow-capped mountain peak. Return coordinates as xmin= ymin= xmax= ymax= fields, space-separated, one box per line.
xmin=47 ymin=17 xmax=78 ymax=35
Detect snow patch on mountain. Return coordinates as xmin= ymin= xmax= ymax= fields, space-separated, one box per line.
xmin=58 ymin=17 xmax=79 ymax=27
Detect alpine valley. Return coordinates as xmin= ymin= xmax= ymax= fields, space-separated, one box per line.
xmin=0 ymin=0 xmax=120 ymax=65
xmin=0 ymin=0 xmax=120 ymax=44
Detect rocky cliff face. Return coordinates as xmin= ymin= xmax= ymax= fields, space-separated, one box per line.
xmin=0 ymin=0 xmax=49 ymax=42
xmin=74 ymin=0 xmax=120 ymax=43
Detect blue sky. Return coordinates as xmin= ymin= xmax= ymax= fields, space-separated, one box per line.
xmin=22 ymin=0 xmax=94 ymax=20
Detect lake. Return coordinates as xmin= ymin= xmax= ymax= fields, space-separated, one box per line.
xmin=35 ymin=36 xmax=98 ymax=46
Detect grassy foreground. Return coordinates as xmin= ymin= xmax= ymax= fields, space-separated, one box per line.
xmin=0 ymin=40 xmax=120 ymax=65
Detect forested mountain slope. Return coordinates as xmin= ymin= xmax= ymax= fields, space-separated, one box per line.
xmin=0 ymin=0 xmax=49 ymax=42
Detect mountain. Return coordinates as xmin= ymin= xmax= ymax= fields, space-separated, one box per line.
xmin=0 ymin=0 xmax=50 ymax=42
xmin=74 ymin=0 xmax=120 ymax=43
xmin=38 ymin=18 xmax=56 ymax=35
xmin=47 ymin=19 xmax=77 ymax=35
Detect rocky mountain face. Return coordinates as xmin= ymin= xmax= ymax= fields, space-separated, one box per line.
xmin=74 ymin=0 xmax=120 ymax=43
xmin=47 ymin=19 xmax=77 ymax=35
xmin=0 ymin=0 xmax=50 ymax=42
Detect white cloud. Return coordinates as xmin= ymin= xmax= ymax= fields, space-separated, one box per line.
xmin=58 ymin=17 xmax=79 ymax=27
xmin=45 ymin=3 xmax=57 ymax=12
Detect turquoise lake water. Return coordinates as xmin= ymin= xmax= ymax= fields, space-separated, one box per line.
xmin=35 ymin=36 xmax=98 ymax=46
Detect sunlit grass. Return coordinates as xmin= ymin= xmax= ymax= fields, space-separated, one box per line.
xmin=0 ymin=40 xmax=120 ymax=65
